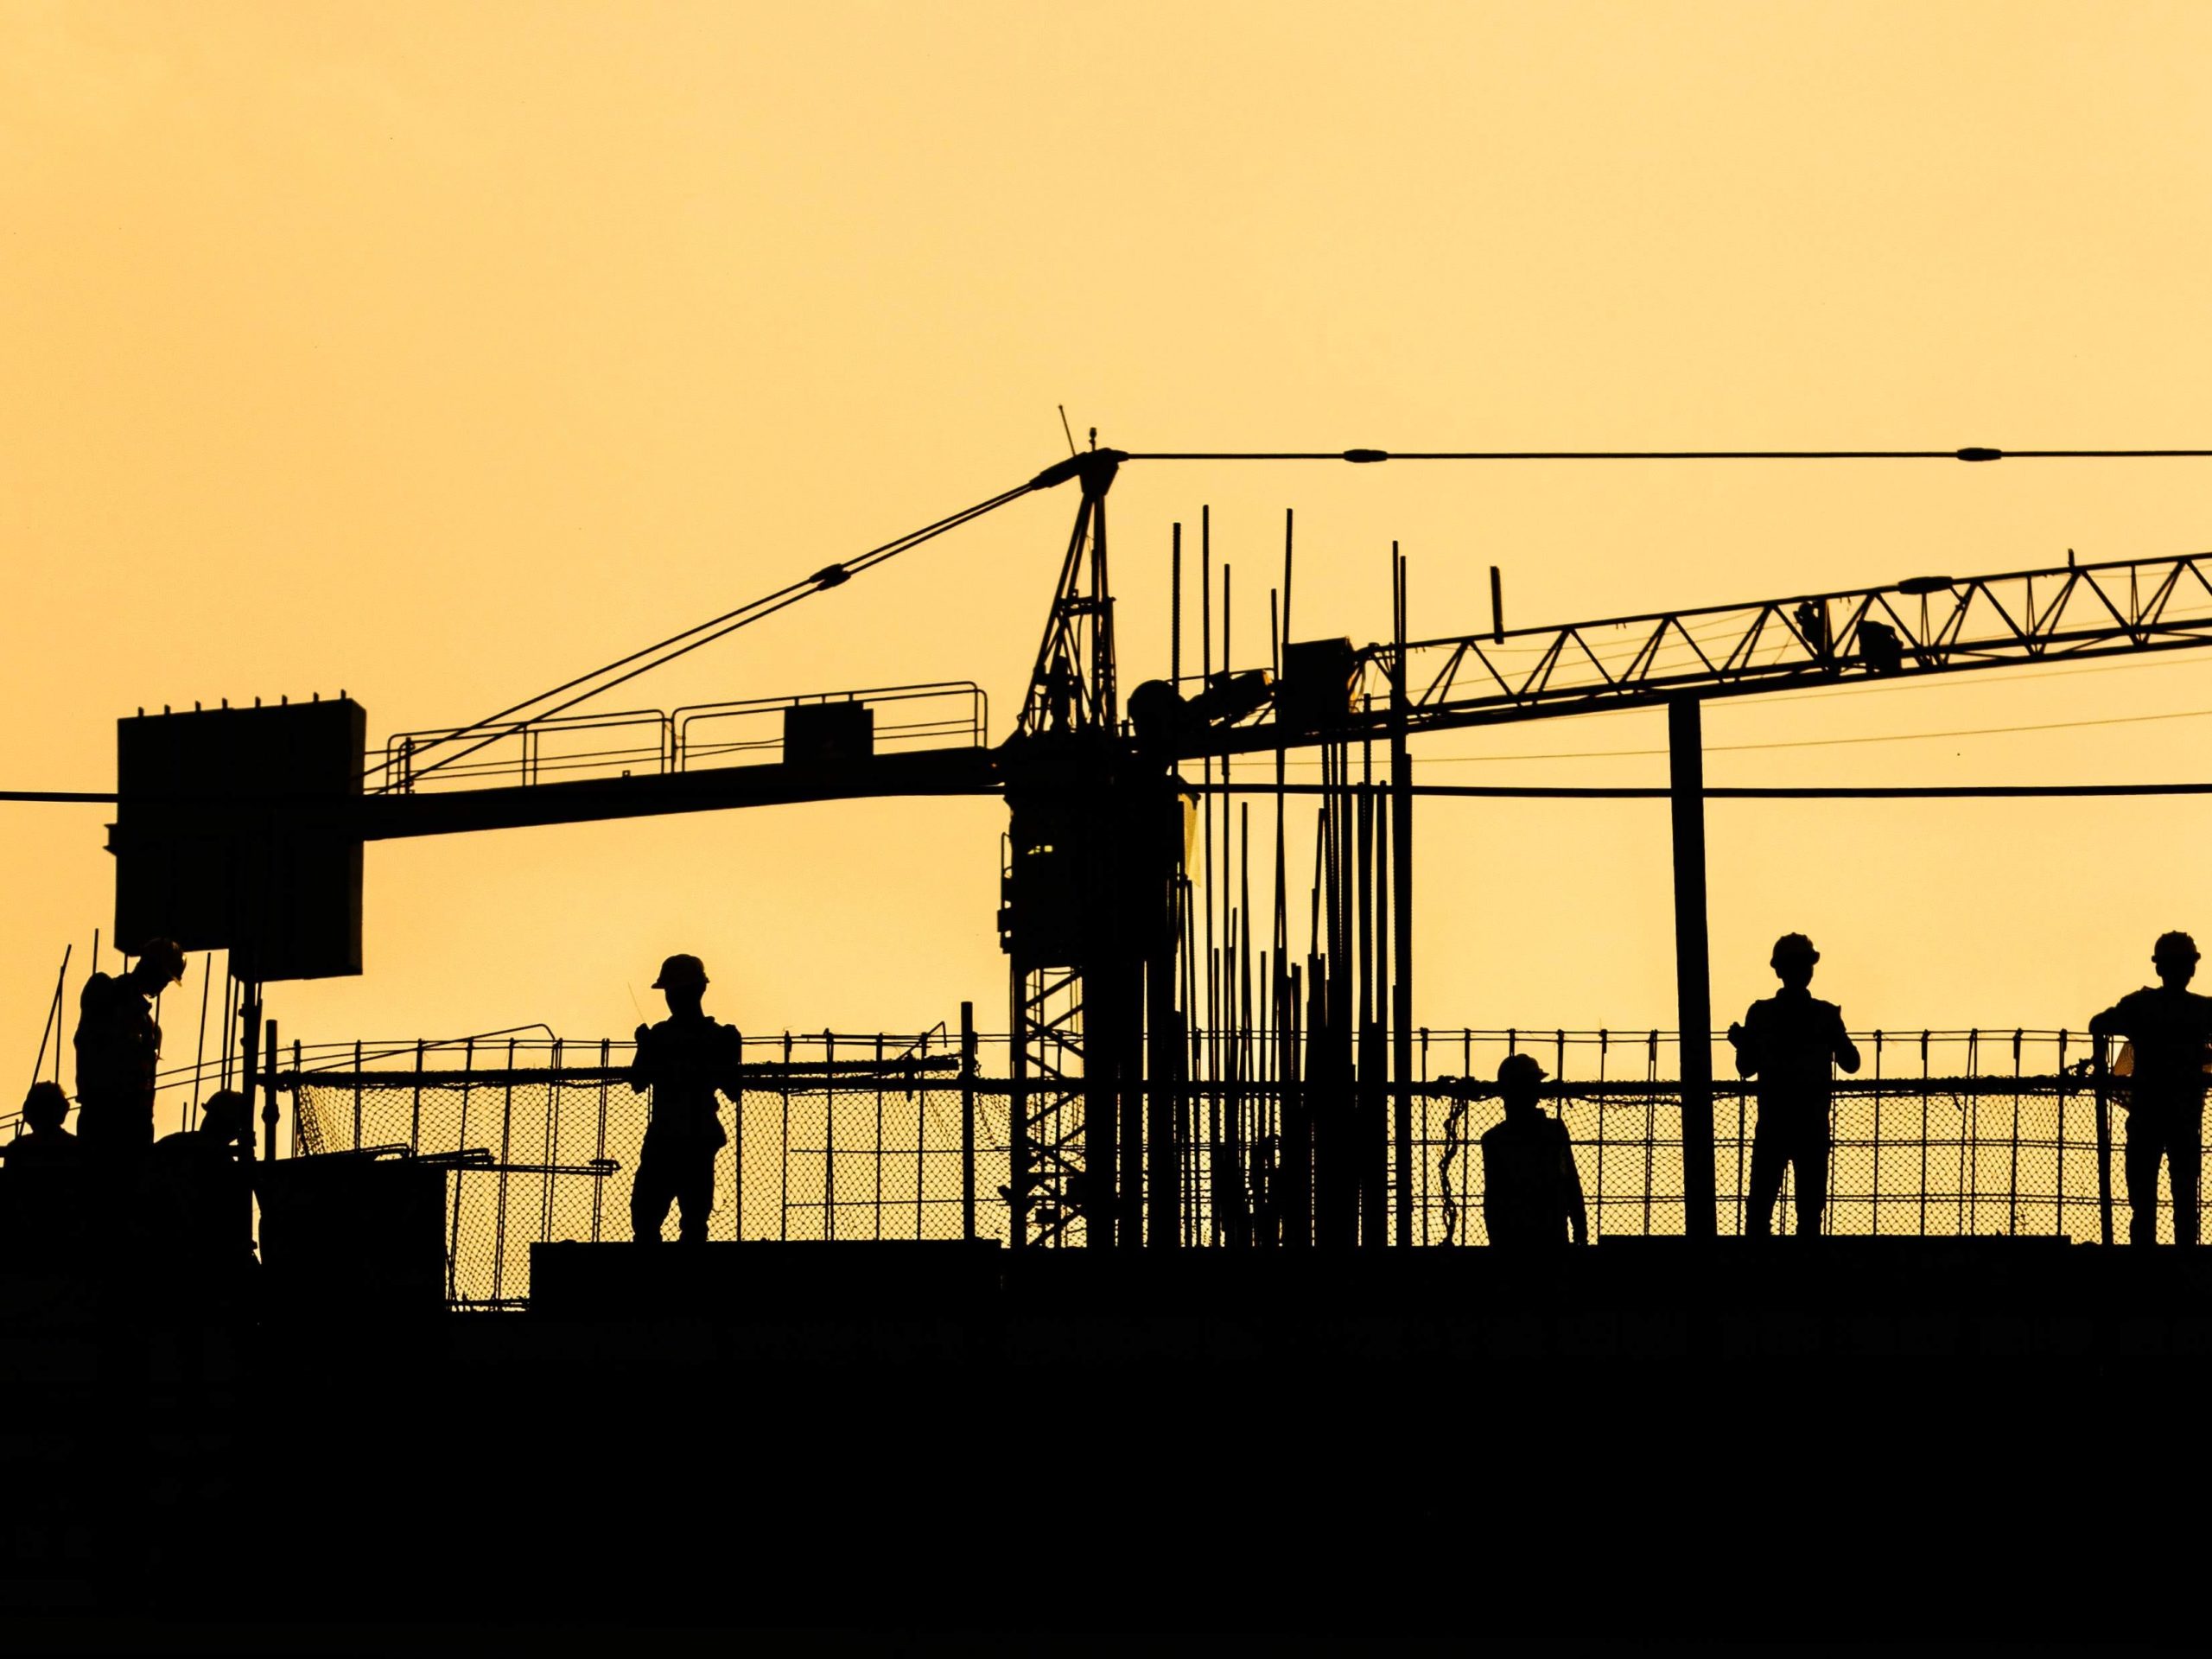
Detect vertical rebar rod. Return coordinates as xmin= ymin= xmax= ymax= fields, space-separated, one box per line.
xmin=781 ymin=1033 xmax=792 ymax=1242
xmin=290 ymin=1038 xmax=302 ymax=1159
xmin=351 ymin=1039 xmax=363 ymax=1151
xmin=825 ymin=1031 xmax=836 ymax=1242
xmin=875 ymin=1032 xmax=885 ymax=1242
xmin=1389 ymin=545 xmax=1414 ymax=1247
xmin=189 ymin=950 xmax=207 ymax=1124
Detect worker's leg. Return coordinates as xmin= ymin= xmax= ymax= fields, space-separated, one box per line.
xmin=1745 ymin=1117 xmax=1786 ymax=1237
xmin=2123 ymin=1111 xmax=2166 ymax=1245
xmin=630 ymin=1151 xmax=676 ymax=1243
xmin=1793 ymin=1117 xmax=1831 ymax=1238
xmin=2170 ymin=1103 xmax=2202 ymax=1246
xmin=674 ymin=1154 xmax=715 ymax=1244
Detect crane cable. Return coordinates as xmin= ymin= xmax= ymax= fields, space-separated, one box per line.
xmin=379 ymin=475 xmax=1043 ymax=790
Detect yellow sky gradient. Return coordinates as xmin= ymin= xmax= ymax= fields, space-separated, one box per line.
xmin=8 ymin=1 xmax=2212 ymax=1067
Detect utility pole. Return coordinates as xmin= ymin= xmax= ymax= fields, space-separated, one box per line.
xmin=1669 ymin=696 xmax=1718 ymax=1239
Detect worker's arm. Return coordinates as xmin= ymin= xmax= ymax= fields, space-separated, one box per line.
xmin=717 ymin=1026 xmax=746 ymax=1105
xmin=1560 ymin=1124 xmax=1589 ymax=1247
xmin=1728 ymin=1007 xmax=1760 ymax=1077
xmin=627 ymin=1025 xmax=653 ymax=1095
xmin=1832 ymin=1008 xmax=1861 ymax=1076
xmin=1479 ymin=1144 xmax=1498 ymax=1243
xmin=2088 ymin=1000 xmax=2128 ymax=1039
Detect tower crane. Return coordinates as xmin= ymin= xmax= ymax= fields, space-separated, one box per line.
xmin=105 ymin=447 xmax=2212 ymax=1244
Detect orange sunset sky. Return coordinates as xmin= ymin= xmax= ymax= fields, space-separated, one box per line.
xmin=9 ymin=1 xmax=2212 ymax=1068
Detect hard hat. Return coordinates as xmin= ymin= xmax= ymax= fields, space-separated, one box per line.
xmin=652 ymin=953 xmax=709 ymax=989
xmin=2154 ymin=931 xmax=2199 ymax=962
xmin=135 ymin=938 xmax=187 ymax=984
xmin=1497 ymin=1052 xmax=1548 ymax=1089
xmin=1770 ymin=932 xmax=1819 ymax=964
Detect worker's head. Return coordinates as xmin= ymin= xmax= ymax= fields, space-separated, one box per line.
xmin=198 ymin=1090 xmax=251 ymax=1146
xmin=2154 ymin=931 xmax=2199 ymax=988
xmin=22 ymin=1081 xmax=67 ymax=1135
xmin=652 ymin=953 xmax=709 ymax=1014
xmin=1770 ymin=932 xmax=1819 ymax=988
xmin=1497 ymin=1052 xmax=1547 ymax=1112
xmin=128 ymin=938 xmax=187 ymax=993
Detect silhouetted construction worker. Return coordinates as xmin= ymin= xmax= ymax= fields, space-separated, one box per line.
xmin=2089 ymin=931 xmax=2212 ymax=1245
xmin=4 ymin=1081 xmax=81 ymax=1174
xmin=149 ymin=1090 xmax=256 ymax=1302
xmin=1730 ymin=932 xmax=1860 ymax=1238
xmin=627 ymin=954 xmax=742 ymax=1243
xmin=3 ymin=1082 xmax=86 ymax=1262
xmin=1479 ymin=1053 xmax=1588 ymax=1249
xmin=72 ymin=938 xmax=185 ymax=1166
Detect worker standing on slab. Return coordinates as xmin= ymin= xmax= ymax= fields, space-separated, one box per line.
xmin=1730 ymin=932 xmax=1860 ymax=1238
xmin=71 ymin=938 xmax=185 ymax=1169
xmin=2090 ymin=931 xmax=2212 ymax=1246
xmin=1479 ymin=1053 xmax=1589 ymax=1249
xmin=627 ymin=954 xmax=743 ymax=1244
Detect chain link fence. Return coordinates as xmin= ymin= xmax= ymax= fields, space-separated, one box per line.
xmin=276 ymin=1027 xmax=2166 ymax=1306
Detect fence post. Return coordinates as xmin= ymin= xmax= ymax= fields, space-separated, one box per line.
xmin=594 ymin=1037 xmax=610 ymax=1243
xmin=2094 ymin=1033 xmax=2114 ymax=1246
xmin=290 ymin=1038 xmax=302 ymax=1158
xmin=960 ymin=1001 xmax=977 ymax=1243
xmin=352 ymin=1039 xmax=363 ymax=1151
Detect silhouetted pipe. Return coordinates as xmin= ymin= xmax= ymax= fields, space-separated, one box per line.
xmin=1669 ymin=697 xmax=1719 ymax=1239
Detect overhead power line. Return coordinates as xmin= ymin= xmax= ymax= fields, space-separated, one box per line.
xmin=1124 ymin=447 xmax=2212 ymax=462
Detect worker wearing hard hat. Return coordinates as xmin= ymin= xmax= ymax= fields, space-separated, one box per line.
xmin=71 ymin=937 xmax=186 ymax=1168
xmin=2089 ymin=931 xmax=2212 ymax=1246
xmin=1729 ymin=932 xmax=1860 ymax=1239
xmin=626 ymin=953 xmax=743 ymax=1243
xmin=1479 ymin=1052 xmax=1589 ymax=1249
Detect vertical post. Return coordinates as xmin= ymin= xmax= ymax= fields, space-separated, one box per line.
xmin=262 ymin=1020 xmax=278 ymax=1162
xmin=1667 ymin=696 xmax=1718 ymax=1240
xmin=960 ymin=1001 xmax=977 ymax=1243
xmin=290 ymin=1038 xmax=302 ymax=1158
xmin=1390 ymin=547 xmax=1414 ymax=1246
xmin=239 ymin=987 xmax=262 ymax=1156
xmin=2094 ymin=1034 xmax=2114 ymax=1246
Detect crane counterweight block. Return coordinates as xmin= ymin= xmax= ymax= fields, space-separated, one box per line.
xmin=109 ymin=698 xmax=366 ymax=982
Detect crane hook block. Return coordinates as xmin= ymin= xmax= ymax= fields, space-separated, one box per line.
xmin=1343 ymin=448 xmax=1389 ymax=463
xmin=811 ymin=564 xmax=851 ymax=588
xmin=1955 ymin=447 xmax=2003 ymax=462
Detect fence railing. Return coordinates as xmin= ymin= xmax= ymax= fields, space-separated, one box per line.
xmin=262 ymin=1027 xmax=2170 ymax=1307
